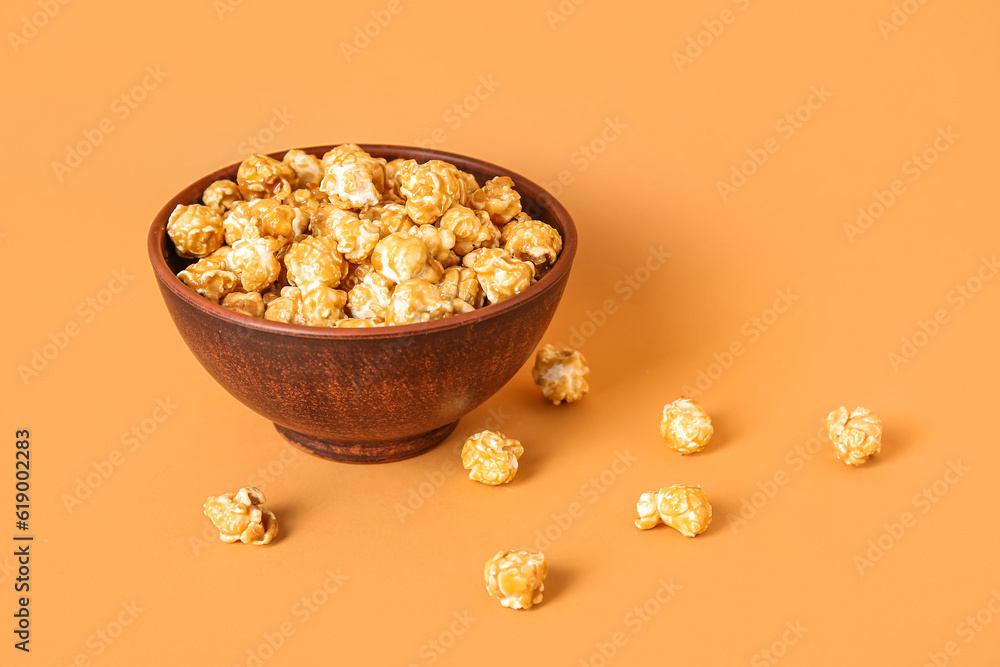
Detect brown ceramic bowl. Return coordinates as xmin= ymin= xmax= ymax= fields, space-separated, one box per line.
xmin=148 ymin=144 xmax=577 ymax=463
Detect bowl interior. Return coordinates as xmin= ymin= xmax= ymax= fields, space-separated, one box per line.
xmin=151 ymin=144 xmax=578 ymax=336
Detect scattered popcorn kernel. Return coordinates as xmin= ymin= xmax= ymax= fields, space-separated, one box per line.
xmin=227 ymin=235 xmax=283 ymax=292
xmin=320 ymin=144 xmax=385 ymax=208
xmin=436 ymin=266 xmax=484 ymax=308
xmin=167 ymin=204 xmax=225 ymax=258
xmin=221 ymin=291 xmax=265 ymax=318
xmin=484 ymin=550 xmax=547 ymax=610
xmin=439 ymin=205 xmax=501 ymax=256
xmin=462 ymin=430 xmax=524 ymax=485
xmin=531 ymin=344 xmax=589 ymax=405
xmin=202 ymin=179 xmax=243 ymax=217
xmin=826 ymin=406 xmax=882 ymax=465
xmin=177 ymin=250 xmax=238 ymax=303
xmin=502 ymin=216 xmax=562 ymax=267
xmin=395 ymin=159 xmax=466 ymax=225
xmin=463 ymin=248 xmax=534 ymax=303
xmin=384 ymin=279 xmax=453 ymax=326
xmin=371 ymin=232 xmax=430 ymax=283
xmin=284 ymin=235 xmax=348 ymax=289
xmin=203 ymin=486 xmax=279 ymax=545
xmin=282 ymin=149 xmax=322 ymax=189
xmin=660 ymin=398 xmax=713 ymax=455
xmin=469 ymin=176 xmax=521 ymax=226
xmin=237 ymin=153 xmax=296 ymax=201
xmin=634 ymin=485 xmax=713 ymax=537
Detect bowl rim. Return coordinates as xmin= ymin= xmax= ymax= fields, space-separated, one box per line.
xmin=148 ymin=143 xmax=577 ymax=339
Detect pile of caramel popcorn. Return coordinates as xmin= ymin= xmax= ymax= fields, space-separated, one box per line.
xmin=168 ymin=146 xmax=563 ymax=327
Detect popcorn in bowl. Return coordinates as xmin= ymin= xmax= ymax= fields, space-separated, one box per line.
xmin=167 ymin=145 xmax=564 ymax=328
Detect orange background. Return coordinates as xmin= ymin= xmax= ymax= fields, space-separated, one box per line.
xmin=3 ymin=0 xmax=999 ymax=664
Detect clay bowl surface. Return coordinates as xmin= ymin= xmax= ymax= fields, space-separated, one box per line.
xmin=148 ymin=144 xmax=577 ymax=463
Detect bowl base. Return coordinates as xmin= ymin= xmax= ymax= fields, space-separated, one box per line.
xmin=274 ymin=421 xmax=459 ymax=464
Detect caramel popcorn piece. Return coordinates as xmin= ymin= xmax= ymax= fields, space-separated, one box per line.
xmin=320 ymin=144 xmax=385 ymax=208
xmin=384 ymin=279 xmax=453 ymax=326
xmin=439 ymin=205 xmax=501 ymax=256
xmin=237 ymin=153 xmax=297 ymax=201
xmin=531 ymin=344 xmax=589 ymax=405
xmin=826 ymin=406 xmax=882 ymax=465
xmin=223 ymin=199 xmax=297 ymax=245
xmin=283 ymin=235 xmax=348 ymax=289
xmin=340 ymin=260 xmax=377 ymax=291
xmin=395 ymin=159 xmax=467 ymax=225
xmin=463 ymin=248 xmax=534 ymax=303
xmin=660 ymin=398 xmax=713 ymax=455
xmin=300 ymin=284 xmax=348 ymax=327
xmin=285 ymin=184 xmax=330 ymax=218
xmin=502 ymin=216 xmax=562 ymax=267
xmin=311 ymin=207 xmax=380 ymax=264
xmin=263 ymin=285 xmax=347 ymax=327
xmin=436 ymin=266 xmax=484 ymax=308
xmin=461 ymin=430 xmax=524 ymax=485
xmin=371 ymin=232 xmax=431 ymax=283
xmin=469 ymin=176 xmax=521 ymax=226
xmin=201 ymin=179 xmax=243 ymax=217
xmin=282 ymin=149 xmax=322 ymax=189
xmin=456 ymin=170 xmax=481 ymax=206
xmin=226 ymin=234 xmax=283 ymax=292
xmin=484 ymin=550 xmax=547 ymax=610
xmin=203 ymin=486 xmax=279 ymax=545
xmin=360 ymin=202 xmax=416 ymax=237
xmin=283 ymin=186 xmax=330 ymax=236
xmin=634 ymin=485 xmax=713 ymax=537
xmin=406 ymin=224 xmax=457 ymax=265
xmin=381 ymin=158 xmax=408 ymax=204
xmin=347 ymin=269 xmax=393 ymax=320
xmin=177 ymin=249 xmax=238 ymax=303
xmin=264 ymin=286 xmax=302 ymax=324
xmin=221 ymin=291 xmax=265 ymax=318
xmin=167 ymin=204 xmax=225 ymax=258
xmin=335 ymin=317 xmax=384 ymax=328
